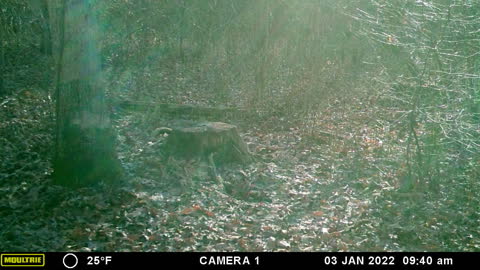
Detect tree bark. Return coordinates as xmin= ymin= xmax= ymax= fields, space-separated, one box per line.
xmin=51 ymin=0 xmax=122 ymax=187
xmin=166 ymin=121 xmax=253 ymax=165
xmin=0 ymin=10 xmax=5 ymax=95
xmin=40 ymin=0 xmax=53 ymax=55
xmin=27 ymin=0 xmax=52 ymax=55
xmin=118 ymin=101 xmax=251 ymax=119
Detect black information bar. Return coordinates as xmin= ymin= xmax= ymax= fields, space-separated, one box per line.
xmin=0 ymin=252 xmax=476 ymax=269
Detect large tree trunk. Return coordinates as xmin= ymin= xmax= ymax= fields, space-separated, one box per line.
xmin=51 ymin=0 xmax=122 ymax=187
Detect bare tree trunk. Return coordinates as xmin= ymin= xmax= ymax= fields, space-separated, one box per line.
xmin=0 ymin=10 xmax=5 ymax=95
xmin=40 ymin=0 xmax=53 ymax=55
xmin=28 ymin=0 xmax=52 ymax=55
xmin=50 ymin=0 xmax=122 ymax=187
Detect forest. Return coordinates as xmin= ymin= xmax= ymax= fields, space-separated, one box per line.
xmin=1 ymin=0 xmax=479 ymax=252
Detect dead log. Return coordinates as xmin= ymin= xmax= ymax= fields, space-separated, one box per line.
xmin=165 ymin=121 xmax=253 ymax=164
xmin=118 ymin=101 xmax=252 ymax=118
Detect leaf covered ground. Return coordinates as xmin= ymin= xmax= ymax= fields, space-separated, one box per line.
xmin=1 ymin=86 xmax=479 ymax=252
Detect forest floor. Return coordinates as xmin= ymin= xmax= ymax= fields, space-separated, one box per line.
xmin=1 ymin=77 xmax=479 ymax=252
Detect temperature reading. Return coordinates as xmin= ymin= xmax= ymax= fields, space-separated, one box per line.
xmin=87 ymin=256 xmax=112 ymax=266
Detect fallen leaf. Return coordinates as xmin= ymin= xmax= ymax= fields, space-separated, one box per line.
xmin=278 ymin=240 xmax=291 ymax=248
xmin=181 ymin=207 xmax=195 ymax=215
xmin=127 ymin=234 xmax=140 ymax=242
xmin=203 ymin=210 xmax=215 ymax=217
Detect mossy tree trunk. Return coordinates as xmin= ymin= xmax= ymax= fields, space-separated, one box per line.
xmin=50 ymin=0 xmax=122 ymax=187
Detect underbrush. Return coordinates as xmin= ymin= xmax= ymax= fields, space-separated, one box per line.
xmin=1 ymin=84 xmax=479 ymax=251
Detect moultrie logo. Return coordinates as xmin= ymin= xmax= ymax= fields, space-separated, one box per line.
xmin=1 ymin=254 xmax=45 ymax=267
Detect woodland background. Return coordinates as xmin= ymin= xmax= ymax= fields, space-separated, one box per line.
xmin=1 ymin=0 xmax=479 ymax=251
